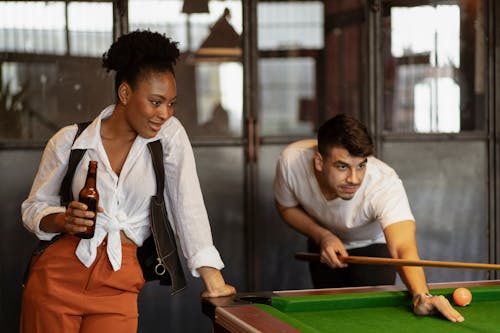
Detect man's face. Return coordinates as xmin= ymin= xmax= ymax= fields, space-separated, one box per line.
xmin=314 ymin=146 xmax=368 ymax=200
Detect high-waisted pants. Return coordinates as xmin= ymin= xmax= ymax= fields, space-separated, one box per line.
xmin=20 ymin=234 xmax=145 ymax=333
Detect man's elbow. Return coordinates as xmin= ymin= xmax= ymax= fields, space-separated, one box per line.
xmin=274 ymin=199 xmax=286 ymax=217
xmin=274 ymin=200 xmax=296 ymax=219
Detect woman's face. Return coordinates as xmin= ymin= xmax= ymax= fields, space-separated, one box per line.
xmin=123 ymin=71 xmax=177 ymax=138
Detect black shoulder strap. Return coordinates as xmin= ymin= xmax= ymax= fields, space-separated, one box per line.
xmin=147 ymin=140 xmax=164 ymax=198
xmin=59 ymin=126 xmax=162 ymax=207
xmin=146 ymin=139 xmax=187 ymax=293
xmin=59 ymin=121 xmax=91 ymax=207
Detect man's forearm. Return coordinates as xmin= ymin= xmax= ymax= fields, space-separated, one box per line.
xmin=392 ymin=246 xmax=429 ymax=296
xmin=398 ymin=266 xmax=429 ymax=297
xmin=384 ymin=221 xmax=429 ymax=297
xmin=276 ymin=203 xmax=330 ymax=243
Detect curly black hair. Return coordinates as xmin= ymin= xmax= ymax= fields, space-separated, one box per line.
xmin=102 ymin=30 xmax=180 ymax=96
xmin=317 ymin=114 xmax=374 ymax=158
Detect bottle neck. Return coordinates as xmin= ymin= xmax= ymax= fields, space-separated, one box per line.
xmin=86 ymin=162 xmax=97 ymax=188
xmin=85 ymin=173 xmax=96 ymax=188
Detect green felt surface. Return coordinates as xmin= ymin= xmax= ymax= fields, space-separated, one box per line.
xmin=254 ymin=286 xmax=500 ymax=333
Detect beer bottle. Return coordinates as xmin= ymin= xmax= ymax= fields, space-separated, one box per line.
xmin=76 ymin=160 xmax=99 ymax=239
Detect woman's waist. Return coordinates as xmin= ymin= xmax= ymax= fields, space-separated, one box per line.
xmin=93 ymin=222 xmax=150 ymax=246
xmin=120 ymin=231 xmax=136 ymax=245
xmin=60 ymin=232 xmax=138 ymax=251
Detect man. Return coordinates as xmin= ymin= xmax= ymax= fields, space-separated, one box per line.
xmin=273 ymin=114 xmax=464 ymax=322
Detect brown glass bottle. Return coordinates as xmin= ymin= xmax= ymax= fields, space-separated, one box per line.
xmin=76 ymin=160 xmax=99 ymax=239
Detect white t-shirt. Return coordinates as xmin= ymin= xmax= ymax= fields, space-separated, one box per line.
xmin=274 ymin=139 xmax=415 ymax=249
xmin=22 ymin=105 xmax=224 ymax=276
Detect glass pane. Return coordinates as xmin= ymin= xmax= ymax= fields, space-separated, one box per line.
xmin=0 ymin=1 xmax=113 ymax=57
xmin=259 ymin=58 xmax=315 ymax=136
xmin=0 ymin=1 xmax=66 ymax=55
xmin=192 ymin=63 xmax=243 ymax=137
xmin=128 ymin=0 xmax=188 ymax=51
xmin=128 ymin=0 xmax=242 ymax=53
xmin=323 ymin=0 xmax=366 ymax=122
xmin=258 ymin=1 xmax=324 ymax=136
xmin=0 ymin=60 xmax=114 ymax=141
xmin=258 ymin=2 xmax=323 ymax=50
xmin=382 ymin=1 xmax=485 ymax=133
xmin=0 ymin=1 xmax=115 ymax=143
xmin=128 ymin=0 xmax=243 ymax=138
xmin=67 ymin=2 xmax=113 ymax=57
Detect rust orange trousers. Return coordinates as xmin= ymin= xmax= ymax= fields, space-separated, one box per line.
xmin=20 ymin=235 xmax=145 ymax=333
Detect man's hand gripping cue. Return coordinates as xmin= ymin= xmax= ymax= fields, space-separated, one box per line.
xmin=318 ymin=233 xmax=348 ymax=268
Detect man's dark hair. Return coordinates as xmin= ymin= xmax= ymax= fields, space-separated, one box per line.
xmin=102 ymin=30 xmax=180 ymax=98
xmin=317 ymin=114 xmax=374 ymax=158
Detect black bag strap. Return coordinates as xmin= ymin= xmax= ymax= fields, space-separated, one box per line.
xmin=147 ymin=140 xmax=165 ymax=198
xmin=147 ymin=140 xmax=187 ymax=294
xmin=23 ymin=121 xmax=91 ymax=287
xmin=59 ymin=121 xmax=91 ymax=207
xmin=59 ymin=123 xmax=164 ymax=208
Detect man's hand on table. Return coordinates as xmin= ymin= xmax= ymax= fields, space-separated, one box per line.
xmin=413 ymin=293 xmax=464 ymax=322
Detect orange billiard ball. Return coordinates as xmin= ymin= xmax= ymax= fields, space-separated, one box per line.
xmin=453 ymin=287 xmax=472 ymax=306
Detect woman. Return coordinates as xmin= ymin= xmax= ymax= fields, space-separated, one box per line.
xmin=21 ymin=30 xmax=235 ymax=333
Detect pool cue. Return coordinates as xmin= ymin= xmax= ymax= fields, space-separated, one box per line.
xmin=294 ymin=252 xmax=500 ymax=270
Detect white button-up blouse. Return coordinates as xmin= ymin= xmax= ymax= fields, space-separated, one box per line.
xmin=21 ymin=105 xmax=225 ymax=276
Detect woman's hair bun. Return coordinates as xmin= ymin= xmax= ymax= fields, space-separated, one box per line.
xmin=102 ymin=30 xmax=180 ymax=73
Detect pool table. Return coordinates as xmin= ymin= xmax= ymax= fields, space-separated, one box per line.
xmin=202 ymin=280 xmax=500 ymax=332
